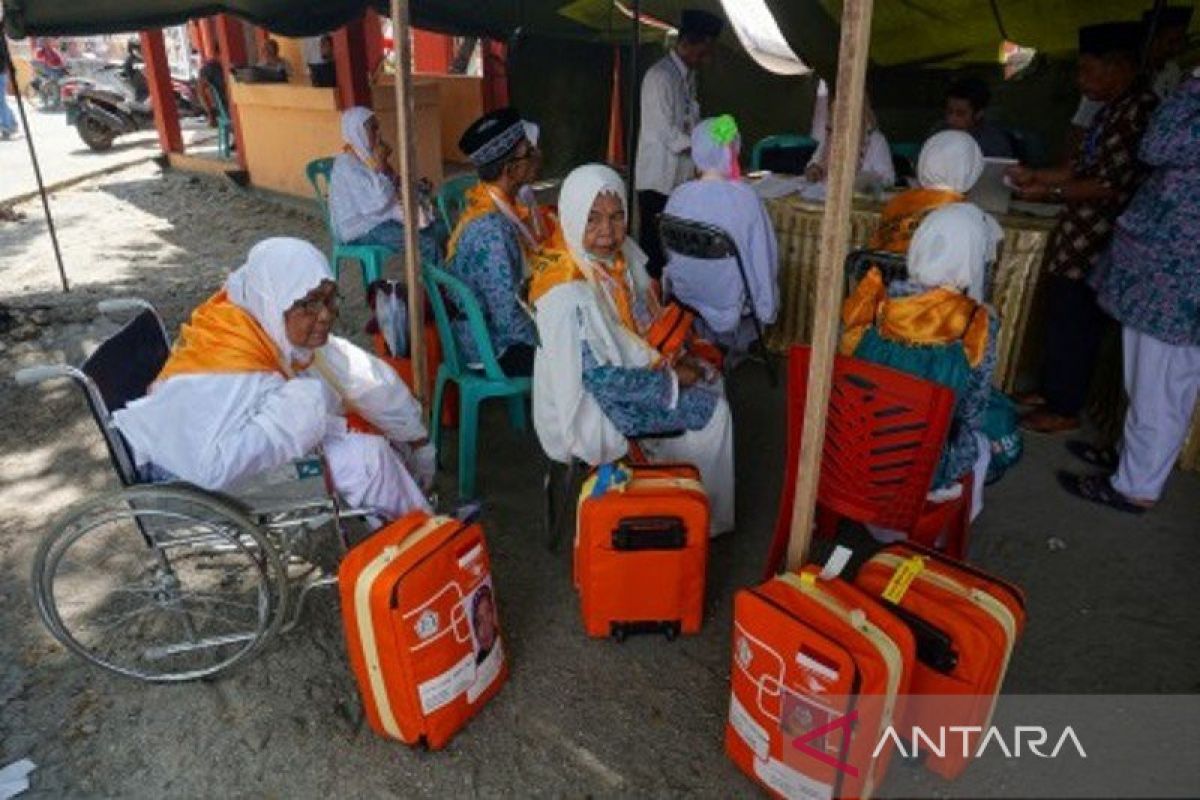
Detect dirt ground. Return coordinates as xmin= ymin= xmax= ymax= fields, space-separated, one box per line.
xmin=1 ymin=164 xmax=1198 ymax=798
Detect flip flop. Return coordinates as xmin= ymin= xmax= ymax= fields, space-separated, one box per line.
xmin=1057 ymin=472 xmax=1148 ymax=514
xmin=1065 ymin=441 xmax=1119 ymax=471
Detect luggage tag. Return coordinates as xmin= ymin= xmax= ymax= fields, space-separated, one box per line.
xmin=590 ymin=461 xmax=631 ymax=498
xmin=881 ymin=555 xmax=925 ymax=603
xmin=818 ymin=546 xmax=854 ymax=581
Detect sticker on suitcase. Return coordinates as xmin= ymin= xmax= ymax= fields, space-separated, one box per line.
xmin=412 ymin=576 xmax=504 ymax=715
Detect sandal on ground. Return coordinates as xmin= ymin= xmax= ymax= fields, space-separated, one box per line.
xmin=1065 ymin=440 xmax=1118 ymax=471
xmin=1011 ymin=391 xmax=1046 ymax=407
xmin=1057 ymin=472 xmax=1149 ymax=514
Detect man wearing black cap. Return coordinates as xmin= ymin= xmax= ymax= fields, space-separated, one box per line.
xmin=635 ymin=8 xmax=725 ymax=279
xmin=1067 ymin=7 xmax=1192 ymax=153
xmin=1007 ymin=22 xmax=1159 ymax=434
xmin=444 ymin=107 xmax=548 ymax=377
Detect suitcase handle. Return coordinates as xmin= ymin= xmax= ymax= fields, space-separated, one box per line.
xmin=611 ymin=517 xmax=686 ymax=551
xmin=886 ymin=602 xmax=959 ymax=674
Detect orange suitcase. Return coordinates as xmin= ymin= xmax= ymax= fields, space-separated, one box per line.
xmin=725 ymin=566 xmax=915 ymax=800
xmin=338 ymin=513 xmax=507 ymax=749
xmin=574 ymin=463 xmax=709 ymax=640
xmin=854 ymin=542 xmax=1025 ymax=780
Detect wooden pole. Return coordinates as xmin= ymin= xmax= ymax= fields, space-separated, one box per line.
xmin=390 ymin=0 xmax=428 ymax=407
xmin=785 ymin=0 xmax=875 ymax=571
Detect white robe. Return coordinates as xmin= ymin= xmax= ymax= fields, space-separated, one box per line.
xmin=532 ymin=281 xmax=735 ymax=535
xmin=328 ymin=152 xmax=403 ymax=243
xmin=114 ymin=335 xmax=430 ymax=519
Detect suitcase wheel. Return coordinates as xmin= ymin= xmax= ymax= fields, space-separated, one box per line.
xmin=609 ymin=621 xmax=681 ymax=643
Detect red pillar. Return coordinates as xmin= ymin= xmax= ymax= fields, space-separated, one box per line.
xmin=140 ymin=30 xmax=184 ymax=154
xmin=215 ymin=14 xmax=249 ymax=168
xmin=364 ymin=10 xmax=385 ymax=75
xmin=253 ymin=27 xmax=270 ymax=59
xmin=333 ymin=15 xmax=373 ymax=109
xmin=481 ymin=39 xmax=508 ymax=111
xmin=199 ymin=18 xmax=218 ymax=59
xmin=412 ymin=29 xmax=453 ymax=73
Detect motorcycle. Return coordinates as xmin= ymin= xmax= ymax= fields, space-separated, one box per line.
xmin=66 ymin=56 xmax=204 ymax=152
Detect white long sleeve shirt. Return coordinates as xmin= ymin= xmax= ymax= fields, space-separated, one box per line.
xmin=635 ymin=51 xmax=700 ymax=195
xmin=328 ymin=152 xmax=403 ymax=243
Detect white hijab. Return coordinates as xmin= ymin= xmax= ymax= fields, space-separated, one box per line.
xmin=341 ymin=106 xmax=375 ymax=166
xmin=917 ymin=130 xmax=984 ymax=194
xmin=907 ymin=203 xmax=991 ymax=302
xmin=558 ymin=163 xmax=653 ymax=298
xmin=225 ymin=237 xmax=334 ymax=368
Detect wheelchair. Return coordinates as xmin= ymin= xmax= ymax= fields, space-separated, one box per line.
xmin=14 ymin=299 xmax=371 ymax=683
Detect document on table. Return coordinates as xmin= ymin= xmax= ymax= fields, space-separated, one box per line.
xmin=750 ymin=174 xmax=808 ymax=200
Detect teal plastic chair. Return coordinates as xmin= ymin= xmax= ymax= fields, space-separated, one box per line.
xmin=205 ymin=79 xmax=233 ymax=160
xmin=750 ymin=134 xmax=818 ymax=171
xmin=890 ymin=141 xmax=921 ymax=163
xmin=305 ymin=157 xmax=390 ymax=290
xmin=422 ymin=263 xmax=532 ymax=500
xmin=436 ymin=173 xmax=479 ymax=232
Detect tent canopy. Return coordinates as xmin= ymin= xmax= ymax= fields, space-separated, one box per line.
xmin=6 ymin=0 xmax=1195 ymax=68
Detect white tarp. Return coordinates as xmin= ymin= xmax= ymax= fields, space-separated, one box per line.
xmin=718 ymin=0 xmax=809 ymax=76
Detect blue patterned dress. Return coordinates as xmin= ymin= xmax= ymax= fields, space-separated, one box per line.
xmin=446 ymin=212 xmax=538 ymax=363
xmin=581 ymin=344 xmax=718 ymax=436
xmin=1092 ymin=77 xmax=1200 ymax=347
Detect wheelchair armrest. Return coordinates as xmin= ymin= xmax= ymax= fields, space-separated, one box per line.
xmin=14 ymin=364 xmax=76 ymax=387
xmin=97 ymin=298 xmax=156 ymax=319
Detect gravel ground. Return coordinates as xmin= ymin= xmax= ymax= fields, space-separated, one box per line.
xmin=1 ymin=163 xmax=1198 ymax=798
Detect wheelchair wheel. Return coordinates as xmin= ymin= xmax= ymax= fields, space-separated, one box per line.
xmin=32 ymin=485 xmax=289 ymax=682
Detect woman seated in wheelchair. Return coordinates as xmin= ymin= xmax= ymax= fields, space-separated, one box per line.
xmin=840 ymin=203 xmax=1000 ymax=517
xmin=328 ymin=106 xmax=441 ymax=263
xmin=113 ymin=237 xmax=436 ymax=521
xmin=662 ymin=115 xmax=780 ymax=356
xmin=529 ymin=164 xmax=735 ymax=537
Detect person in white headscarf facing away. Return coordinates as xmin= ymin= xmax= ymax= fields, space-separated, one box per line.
xmin=872 ymin=130 xmax=995 ymax=253
xmin=114 ymin=238 xmax=435 ymax=522
xmin=329 ymin=106 xmax=438 ymax=263
xmin=840 ymin=203 xmax=1001 ymax=518
xmin=529 ymin=164 xmax=735 ymax=536
xmin=662 ymin=115 xmax=779 ymax=356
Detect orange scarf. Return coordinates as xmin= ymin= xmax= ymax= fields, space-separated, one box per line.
xmin=593 ymin=255 xmax=641 ymax=335
xmin=840 ymin=267 xmax=989 ymax=367
xmin=527 ymin=225 xmax=583 ymax=304
xmin=156 ymin=290 xmax=288 ymax=383
xmin=445 ymin=182 xmax=555 ymax=262
xmin=870 ymin=188 xmax=963 ymax=253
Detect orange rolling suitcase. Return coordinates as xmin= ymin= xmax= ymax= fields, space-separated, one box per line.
xmin=854 ymin=542 xmax=1025 ymax=780
xmin=574 ymin=463 xmax=708 ymax=640
xmin=725 ymin=566 xmax=915 ymax=800
xmin=338 ymin=513 xmax=507 ymax=749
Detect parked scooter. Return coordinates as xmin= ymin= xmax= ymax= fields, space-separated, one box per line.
xmin=66 ymin=44 xmax=203 ymax=152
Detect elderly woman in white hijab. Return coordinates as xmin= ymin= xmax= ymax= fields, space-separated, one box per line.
xmin=841 ymin=203 xmax=1001 ymax=516
xmin=329 ymin=106 xmax=439 ymax=262
xmin=871 ymin=130 xmax=1000 ymax=259
xmin=530 ymin=164 xmax=736 ymax=536
xmin=662 ymin=115 xmax=779 ymax=355
xmin=114 ymin=238 xmax=436 ymax=522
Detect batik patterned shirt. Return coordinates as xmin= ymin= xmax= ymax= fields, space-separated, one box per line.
xmin=1045 ymin=84 xmax=1159 ymax=279
xmin=581 ymin=344 xmax=718 ymax=437
xmin=1093 ymin=77 xmax=1200 ymax=346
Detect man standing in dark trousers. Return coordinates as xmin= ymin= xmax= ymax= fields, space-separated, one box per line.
xmin=1006 ymin=22 xmax=1158 ymax=434
xmin=635 ymin=9 xmax=723 ymax=279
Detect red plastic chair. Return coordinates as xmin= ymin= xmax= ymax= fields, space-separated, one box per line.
xmin=764 ymin=346 xmax=973 ymax=578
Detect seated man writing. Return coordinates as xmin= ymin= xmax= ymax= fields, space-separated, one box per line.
xmin=531 ymin=164 xmax=735 ymax=537
xmin=444 ymin=107 xmax=553 ymax=377
xmin=114 ymin=238 xmax=436 ymax=523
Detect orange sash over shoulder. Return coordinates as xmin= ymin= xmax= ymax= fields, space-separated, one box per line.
xmin=527 ymin=225 xmax=583 ymax=304
xmin=840 ymin=267 xmax=990 ymax=367
xmin=870 ymin=188 xmax=964 ymax=253
xmin=445 ymin=181 xmax=557 ymax=262
xmin=156 ymin=290 xmax=286 ymax=382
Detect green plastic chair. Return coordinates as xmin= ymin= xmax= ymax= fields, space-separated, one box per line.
xmin=205 ymin=79 xmax=233 ymax=160
xmin=422 ymin=262 xmax=532 ymax=500
xmin=750 ymin=134 xmax=818 ymax=171
xmin=305 ymin=157 xmax=390 ymax=290
xmin=436 ymin=173 xmax=479 ymax=232
xmin=890 ymin=141 xmax=921 ymax=163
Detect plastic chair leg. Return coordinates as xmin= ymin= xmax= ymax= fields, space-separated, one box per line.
xmin=328 ymin=253 xmax=342 ymax=281
xmin=361 ymin=255 xmax=384 ymax=291
xmin=457 ymin=389 xmax=481 ymax=500
xmin=505 ymin=395 xmax=528 ymax=433
xmin=430 ymin=372 xmax=449 ymax=468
